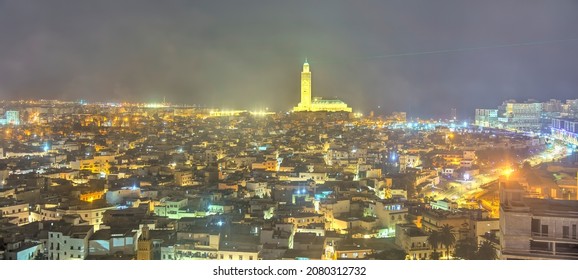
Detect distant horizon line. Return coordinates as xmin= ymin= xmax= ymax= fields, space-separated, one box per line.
xmin=2 ymin=97 xmax=576 ymax=121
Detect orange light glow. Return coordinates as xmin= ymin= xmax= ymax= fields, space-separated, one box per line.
xmin=502 ymin=168 xmax=514 ymax=177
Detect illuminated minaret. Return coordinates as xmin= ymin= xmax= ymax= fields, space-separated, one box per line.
xmin=300 ymin=58 xmax=312 ymax=111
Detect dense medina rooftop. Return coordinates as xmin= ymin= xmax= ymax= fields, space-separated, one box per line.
xmin=0 ymin=100 xmax=577 ymax=260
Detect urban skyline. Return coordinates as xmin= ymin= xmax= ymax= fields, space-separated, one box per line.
xmin=0 ymin=59 xmax=577 ymax=261
xmin=1 ymin=1 xmax=578 ymax=265
xmin=1 ymin=1 xmax=578 ymax=118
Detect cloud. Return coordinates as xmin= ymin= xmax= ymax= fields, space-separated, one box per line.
xmin=0 ymin=0 xmax=577 ymax=118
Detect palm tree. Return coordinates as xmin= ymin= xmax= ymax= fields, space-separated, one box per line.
xmin=475 ymin=240 xmax=497 ymax=260
xmin=439 ymin=224 xmax=456 ymax=260
xmin=453 ymin=238 xmax=477 ymax=260
xmin=427 ymin=230 xmax=441 ymax=260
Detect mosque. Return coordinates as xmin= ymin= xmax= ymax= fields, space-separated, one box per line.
xmin=293 ymin=59 xmax=352 ymax=113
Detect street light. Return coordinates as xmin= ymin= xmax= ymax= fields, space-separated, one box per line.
xmin=502 ymin=168 xmax=514 ymax=177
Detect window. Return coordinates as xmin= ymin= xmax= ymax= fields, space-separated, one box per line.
xmin=249 ymin=256 xmax=253 ymax=260
xmin=573 ymin=225 xmax=577 ymax=239
xmin=71 ymin=246 xmax=73 ymax=250
xmin=531 ymin=219 xmax=540 ymax=233
xmin=229 ymin=255 xmax=233 ymax=260
xmin=563 ymin=226 xmax=570 ymax=239
xmin=541 ymin=225 xmax=548 ymax=236
xmin=239 ymin=256 xmax=243 ymax=260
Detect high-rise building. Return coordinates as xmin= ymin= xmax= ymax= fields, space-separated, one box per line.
xmin=477 ymin=99 xmax=571 ymax=132
xmin=563 ymin=99 xmax=578 ymax=118
xmin=543 ymin=99 xmax=563 ymax=113
xmin=498 ymin=100 xmax=542 ymax=132
xmin=451 ymin=108 xmax=457 ymax=121
xmin=293 ymin=59 xmax=352 ymax=113
xmin=476 ymin=100 xmax=544 ymax=132
xmin=475 ymin=109 xmax=498 ymax=128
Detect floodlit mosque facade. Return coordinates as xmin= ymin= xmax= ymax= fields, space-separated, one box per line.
xmin=293 ymin=59 xmax=352 ymax=113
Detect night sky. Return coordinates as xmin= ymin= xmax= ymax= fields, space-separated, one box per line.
xmin=1 ymin=0 xmax=577 ymax=118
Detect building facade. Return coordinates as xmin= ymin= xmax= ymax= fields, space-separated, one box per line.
xmin=551 ymin=118 xmax=578 ymax=146
xmin=48 ymin=225 xmax=94 ymax=260
xmin=500 ymin=187 xmax=578 ymax=260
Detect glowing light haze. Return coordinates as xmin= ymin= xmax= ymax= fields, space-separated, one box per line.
xmin=1 ymin=0 xmax=577 ymax=118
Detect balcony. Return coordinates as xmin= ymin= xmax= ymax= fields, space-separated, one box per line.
xmin=408 ymin=246 xmax=432 ymax=252
xmin=531 ymin=232 xmax=578 ymax=243
xmin=503 ymin=248 xmax=578 ymax=260
xmin=175 ymin=250 xmax=218 ymax=260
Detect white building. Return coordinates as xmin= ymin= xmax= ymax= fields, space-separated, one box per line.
xmin=0 ymin=198 xmax=29 ymax=225
xmin=37 ymin=204 xmax=115 ymax=230
xmin=105 ymin=186 xmax=142 ymax=205
xmin=246 ymin=182 xmax=270 ymax=198
xmin=395 ymin=223 xmax=433 ymax=260
xmin=260 ymin=223 xmax=295 ymax=249
xmin=4 ymin=243 xmax=43 ymax=260
xmin=399 ymin=154 xmax=421 ymax=172
xmin=364 ymin=200 xmax=408 ymax=237
xmin=89 ymin=228 xmax=137 ymax=256
xmin=48 ymin=225 xmax=94 ymax=260
xmin=154 ymin=197 xmax=188 ymax=217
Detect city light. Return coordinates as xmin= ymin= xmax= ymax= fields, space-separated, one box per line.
xmin=502 ymin=168 xmax=514 ymax=177
xmin=1 ymin=3 xmax=577 ymax=265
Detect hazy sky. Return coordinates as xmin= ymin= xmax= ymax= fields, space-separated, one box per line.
xmin=1 ymin=0 xmax=577 ymax=118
